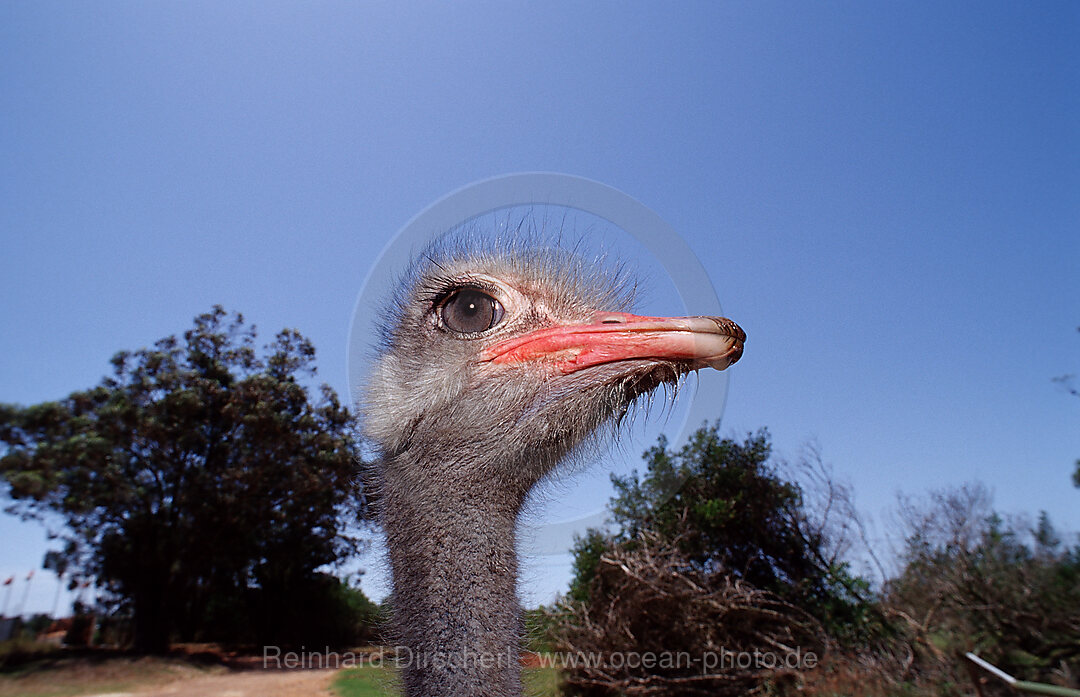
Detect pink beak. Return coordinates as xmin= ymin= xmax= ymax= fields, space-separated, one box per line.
xmin=480 ymin=312 xmax=745 ymax=375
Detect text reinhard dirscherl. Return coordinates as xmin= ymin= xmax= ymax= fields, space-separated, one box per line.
xmin=262 ymin=646 xmax=819 ymax=672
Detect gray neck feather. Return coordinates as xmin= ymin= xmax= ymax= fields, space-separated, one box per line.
xmin=381 ymin=448 xmax=530 ymax=697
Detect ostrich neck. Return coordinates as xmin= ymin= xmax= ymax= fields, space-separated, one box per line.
xmin=381 ymin=451 xmax=528 ymax=697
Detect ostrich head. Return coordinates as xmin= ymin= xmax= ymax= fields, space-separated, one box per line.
xmin=363 ymin=234 xmax=744 ymax=697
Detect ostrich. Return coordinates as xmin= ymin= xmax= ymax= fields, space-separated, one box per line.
xmin=363 ymin=235 xmax=745 ymax=697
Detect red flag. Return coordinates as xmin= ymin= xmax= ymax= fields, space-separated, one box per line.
xmin=26 ymin=570 xmax=34 ymax=580
xmin=2 ymin=576 xmax=12 ymax=586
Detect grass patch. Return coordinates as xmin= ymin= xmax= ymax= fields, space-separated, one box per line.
xmin=524 ymin=666 xmax=562 ymax=696
xmin=331 ymin=664 xmax=562 ymax=697
xmin=332 ymin=664 xmax=399 ymax=697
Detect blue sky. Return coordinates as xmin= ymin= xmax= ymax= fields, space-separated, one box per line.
xmin=2 ymin=2 xmax=1078 ymax=614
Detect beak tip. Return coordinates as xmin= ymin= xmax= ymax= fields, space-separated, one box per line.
xmin=704 ymin=340 xmax=744 ymax=371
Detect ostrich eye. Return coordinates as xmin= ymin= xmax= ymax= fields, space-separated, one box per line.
xmin=440 ymin=288 xmax=504 ymax=334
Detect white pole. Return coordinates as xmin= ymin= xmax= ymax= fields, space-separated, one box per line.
xmin=1 ymin=579 xmax=12 ymax=617
xmin=51 ymin=573 xmax=64 ymax=619
xmin=15 ymin=571 xmax=34 ymax=618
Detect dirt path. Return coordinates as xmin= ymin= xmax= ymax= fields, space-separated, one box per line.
xmin=82 ymin=668 xmax=338 ymax=697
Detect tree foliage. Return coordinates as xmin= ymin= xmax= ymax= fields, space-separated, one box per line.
xmin=566 ymin=529 xmax=608 ymax=605
xmin=553 ymin=425 xmax=883 ymax=696
xmin=887 ymin=483 xmax=1080 ymax=686
xmin=610 ymin=428 xmax=807 ymax=580
xmin=0 ymin=307 xmax=365 ymax=651
xmin=602 ymin=425 xmax=877 ymax=638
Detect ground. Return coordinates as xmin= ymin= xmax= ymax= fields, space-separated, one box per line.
xmin=83 ymin=667 xmax=337 ymax=697
xmin=0 ymin=651 xmax=561 ymax=697
xmin=0 ymin=653 xmax=335 ymax=697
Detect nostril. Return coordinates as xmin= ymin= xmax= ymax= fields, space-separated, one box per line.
xmin=598 ymin=314 xmax=625 ymax=324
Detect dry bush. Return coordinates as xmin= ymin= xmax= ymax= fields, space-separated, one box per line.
xmin=883 ymin=483 xmax=1080 ymax=692
xmin=792 ymin=646 xmax=925 ymax=697
xmin=550 ymin=532 xmax=826 ymax=696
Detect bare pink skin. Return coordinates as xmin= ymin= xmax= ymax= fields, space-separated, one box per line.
xmin=480 ymin=311 xmax=746 ymax=374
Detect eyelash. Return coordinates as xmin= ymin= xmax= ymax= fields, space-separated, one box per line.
xmin=424 ymin=281 xmax=501 ymax=310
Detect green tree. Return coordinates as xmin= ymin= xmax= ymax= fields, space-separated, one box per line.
xmin=889 ymin=486 xmax=1080 ymax=683
xmin=559 ymin=424 xmax=883 ymax=658
xmin=605 ymin=426 xmax=874 ymax=634
xmin=0 ymin=307 xmax=364 ymax=652
xmin=610 ymin=428 xmax=806 ymax=585
xmin=566 ymin=528 xmax=608 ymax=604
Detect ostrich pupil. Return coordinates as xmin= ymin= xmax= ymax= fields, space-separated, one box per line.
xmin=442 ymin=288 xmax=498 ymax=333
